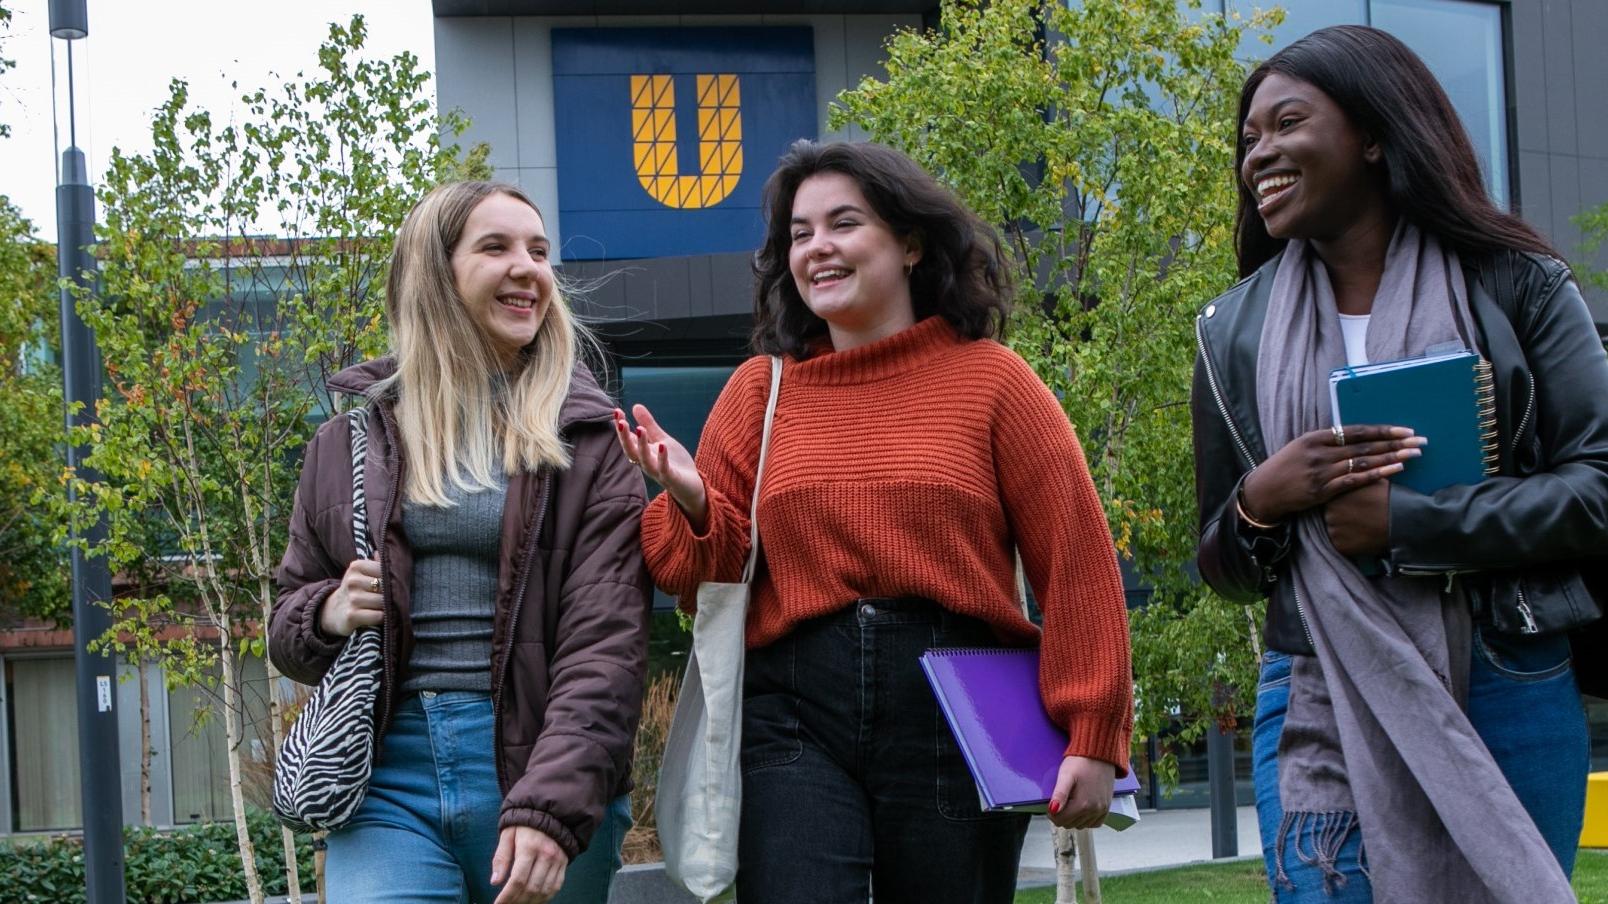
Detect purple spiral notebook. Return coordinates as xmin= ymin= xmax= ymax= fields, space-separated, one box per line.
xmin=920 ymin=647 xmax=1140 ymax=825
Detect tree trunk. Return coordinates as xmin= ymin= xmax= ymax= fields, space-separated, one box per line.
xmin=261 ymin=569 xmax=303 ymax=903
xmin=1053 ymin=824 xmax=1078 ymax=903
xmin=220 ymin=637 xmax=266 ymax=904
xmin=1076 ymin=828 xmax=1102 ymax=904
xmin=137 ymin=657 xmax=153 ymax=826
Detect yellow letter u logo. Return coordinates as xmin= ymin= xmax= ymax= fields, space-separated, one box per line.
xmin=630 ymin=74 xmax=743 ymax=209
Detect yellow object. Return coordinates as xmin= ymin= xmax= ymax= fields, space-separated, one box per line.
xmin=1580 ymin=772 xmax=1608 ymax=848
xmin=629 ymin=73 xmax=743 ymax=209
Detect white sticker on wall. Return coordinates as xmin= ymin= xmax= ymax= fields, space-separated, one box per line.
xmin=96 ymin=675 xmax=112 ymax=713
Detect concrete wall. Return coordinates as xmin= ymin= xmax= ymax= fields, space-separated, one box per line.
xmin=1510 ymin=0 xmax=1608 ymax=316
xmin=433 ymin=13 xmax=921 ymax=264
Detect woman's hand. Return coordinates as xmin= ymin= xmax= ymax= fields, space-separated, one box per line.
xmin=1325 ymin=480 xmax=1391 ymax=557
xmin=613 ymin=405 xmax=708 ymax=530
xmin=1048 ymin=755 xmax=1115 ymax=830
xmin=491 ymin=826 xmax=568 ymax=904
xmin=1240 ymin=424 xmax=1424 ymax=524
xmin=318 ymin=558 xmax=384 ymax=637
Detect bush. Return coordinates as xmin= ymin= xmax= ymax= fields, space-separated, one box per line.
xmin=622 ymin=669 xmax=679 ymax=865
xmin=0 ymin=809 xmax=314 ymax=904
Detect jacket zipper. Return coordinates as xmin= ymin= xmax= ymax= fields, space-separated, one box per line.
xmin=1289 ymin=582 xmax=1316 ymax=650
xmin=1195 ymin=315 xmax=1257 ymax=470
xmin=491 ymin=471 xmax=552 ymax=791
xmin=1515 ymin=583 xmax=1540 ymax=634
xmin=1195 ymin=316 xmax=1316 ymax=646
xmin=374 ymin=405 xmax=405 ymax=739
xmin=1514 ymin=371 xmax=1536 ymax=450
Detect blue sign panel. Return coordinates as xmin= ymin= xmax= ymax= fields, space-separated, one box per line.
xmin=551 ymin=27 xmax=817 ymax=260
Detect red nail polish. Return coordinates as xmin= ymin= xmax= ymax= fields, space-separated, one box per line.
xmin=1048 ymin=800 xmax=1061 ymax=815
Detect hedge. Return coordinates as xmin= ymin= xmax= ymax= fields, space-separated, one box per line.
xmin=0 ymin=809 xmax=314 ymax=904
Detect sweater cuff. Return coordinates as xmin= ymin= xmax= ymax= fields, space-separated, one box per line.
xmin=499 ymin=807 xmax=583 ymax=861
xmin=1063 ymin=716 xmax=1131 ymax=778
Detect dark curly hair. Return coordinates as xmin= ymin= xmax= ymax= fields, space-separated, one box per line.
xmin=751 ymin=140 xmax=1012 ymax=358
xmin=1235 ymin=25 xmax=1557 ymax=277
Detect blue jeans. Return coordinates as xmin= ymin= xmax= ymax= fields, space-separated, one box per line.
xmin=326 ymin=692 xmax=632 ymax=903
xmin=1252 ymin=629 xmax=1588 ymax=902
xmin=736 ymin=598 xmax=1031 ymax=904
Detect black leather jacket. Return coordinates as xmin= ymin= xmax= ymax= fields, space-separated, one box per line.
xmin=1192 ymin=249 xmax=1608 ymax=655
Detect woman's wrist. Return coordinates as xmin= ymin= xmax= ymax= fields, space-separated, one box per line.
xmin=1236 ymin=473 xmax=1282 ymax=530
xmin=671 ymin=481 xmax=709 ymax=535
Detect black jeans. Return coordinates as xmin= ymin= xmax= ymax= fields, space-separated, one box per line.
xmin=736 ymin=598 xmax=1031 ymax=904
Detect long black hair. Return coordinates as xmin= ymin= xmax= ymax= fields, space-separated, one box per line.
xmin=1234 ymin=25 xmax=1558 ymax=277
xmin=751 ymin=140 xmax=1012 ymax=358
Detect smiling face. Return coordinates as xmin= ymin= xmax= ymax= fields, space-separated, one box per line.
xmin=1240 ymin=72 xmax=1386 ymax=243
xmin=450 ymin=192 xmax=553 ymax=368
xmin=787 ymin=171 xmax=920 ymax=348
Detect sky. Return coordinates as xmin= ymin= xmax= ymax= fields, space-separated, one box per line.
xmin=0 ymin=0 xmax=436 ymax=239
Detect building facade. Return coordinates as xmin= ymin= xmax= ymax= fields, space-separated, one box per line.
xmin=5 ymin=0 xmax=1602 ymax=836
xmin=427 ymin=0 xmax=1608 ymax=810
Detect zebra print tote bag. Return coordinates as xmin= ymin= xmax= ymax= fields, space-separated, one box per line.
xmin=272 ymin=407 xmax=384 ymax=832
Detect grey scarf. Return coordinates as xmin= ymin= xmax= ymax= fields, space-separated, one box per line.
xmin=1255 ymin=223 xmax=1573 ymax=902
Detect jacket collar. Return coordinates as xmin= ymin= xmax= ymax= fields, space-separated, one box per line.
xmin=328 ymin=356 xmax=615 ymax=430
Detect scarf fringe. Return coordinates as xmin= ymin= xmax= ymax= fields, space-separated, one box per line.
xmin=1275 ymin=809 xmax=1362 ymax=895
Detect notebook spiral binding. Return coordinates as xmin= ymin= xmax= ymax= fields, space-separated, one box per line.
xmin=1475 ymin=358 xmax=1500 ymax=476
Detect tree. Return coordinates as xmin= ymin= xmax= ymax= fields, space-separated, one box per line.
xmin=1577 ymin=202 xmax=1608 ymax=300
xmin=0 ymin=5 xmax=70 ymax=624
xmin=68 ymin=16 xmax=488 ymax=903
xmin=834 ymin=0 xmax=1279 ymax=781
xmin=0 ymin=202 xmax=67 ymax=622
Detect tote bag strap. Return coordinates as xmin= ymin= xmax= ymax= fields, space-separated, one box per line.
xmin=739 ymin=357 xmax=782 ymax=585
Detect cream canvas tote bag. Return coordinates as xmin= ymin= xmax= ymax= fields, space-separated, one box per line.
xmin=657 ymin=356 xmax=782 ymax=903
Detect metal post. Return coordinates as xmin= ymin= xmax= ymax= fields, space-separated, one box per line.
xmin=1206 ymin=689 xmax=1239 ymax=858
xmin=52 ymin=0 xmax=126 ymax=895
xmin=58 ymin=146 xmax=126 ymax=904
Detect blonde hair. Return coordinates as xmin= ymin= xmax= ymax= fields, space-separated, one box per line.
xmin=378 ymin=180 xmax=597 ymax=506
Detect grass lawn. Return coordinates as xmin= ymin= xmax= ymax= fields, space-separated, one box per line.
xmin=1014 ymin=849 xmax=1608 ymax=903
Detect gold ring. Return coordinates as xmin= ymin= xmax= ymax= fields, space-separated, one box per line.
xmin=368 ymin=578 xmax=381 ymax=594
xmin=1332 ymin=424 xmax=1346 ymax=446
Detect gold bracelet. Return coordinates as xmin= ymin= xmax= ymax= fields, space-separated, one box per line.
xmin=1235 ymin=491 xmax=1281 ymax=531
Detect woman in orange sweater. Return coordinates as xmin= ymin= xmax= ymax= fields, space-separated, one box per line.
xmin=614 ymin=140 xmax=1132 ymax=903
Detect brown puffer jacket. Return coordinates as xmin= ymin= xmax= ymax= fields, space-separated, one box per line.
xmin=269 ymin=357 xmax=650 ymax=859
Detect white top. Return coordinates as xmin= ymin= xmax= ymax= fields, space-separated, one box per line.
xmin=1338 ymin=313 xmax=1370 ymax=366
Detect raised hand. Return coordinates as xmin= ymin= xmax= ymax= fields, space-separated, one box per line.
xmin=613 ymin=404 xmax=709 ymax=531
xmin=1240 ymin=424 xmax=1424 ymax=525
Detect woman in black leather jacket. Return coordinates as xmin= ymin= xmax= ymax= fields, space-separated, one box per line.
xmin=1191 ymin=26 xmax=1608 ymax=904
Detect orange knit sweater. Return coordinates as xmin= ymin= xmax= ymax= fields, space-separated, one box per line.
xmin=640 ymin=316 xmax=1133 ymax=769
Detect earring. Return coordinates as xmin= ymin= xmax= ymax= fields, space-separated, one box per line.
xmin=904 ymin=261 xmax=914 ymax=278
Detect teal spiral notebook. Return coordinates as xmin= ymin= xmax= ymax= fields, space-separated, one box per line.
xmin=1328 ymin=349 xmax=1499 ymax=495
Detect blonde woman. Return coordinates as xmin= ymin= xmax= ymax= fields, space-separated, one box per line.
xmin=270 ymin=181 xmax=650 ymax=904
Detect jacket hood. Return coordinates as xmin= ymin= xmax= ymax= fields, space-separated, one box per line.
xmin=328 ymin=356 xmax=616 ymax=429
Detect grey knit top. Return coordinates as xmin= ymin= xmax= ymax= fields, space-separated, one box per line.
xmin=400 ymin=472 xmax=507 ymax=694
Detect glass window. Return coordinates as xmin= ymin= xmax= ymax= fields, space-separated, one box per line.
xmin=7 ymin=657 xmax=82 ymax=831
xmin=1227 ymin=0 xmax=1365 ymax=62
xmin=168 ymin=656 xmax=272 ymax=824
xmin=617 ymin=364 xmax=738 ymax=611
xmin=1373 ymin=0 xmax=1509 ymax=206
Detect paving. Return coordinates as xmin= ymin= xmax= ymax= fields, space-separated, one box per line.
xmin=1017 ymin=805 xmax=1262 ymax=885
xmin=598 ymin=805 xmax=1264 ymax=903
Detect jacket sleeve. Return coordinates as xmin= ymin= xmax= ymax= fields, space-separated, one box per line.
xmin=1191 ymin=351 xmax=1291 ymax=601
xmin=639 ymin=356 xmax=769 ymax=606
xmin=1387 ymin=272 xmax=1608 ymax=569
xmin=269 ymin=422 xmax=349 ymax=686
xmin=500 ymin=430 xmax=651 ymax=857
xmin=994 ymin=354 xmax=1132 ymax=773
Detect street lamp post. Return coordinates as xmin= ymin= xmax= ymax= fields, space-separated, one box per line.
xmin=50 ymin=1 xmax=127 ymax=900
